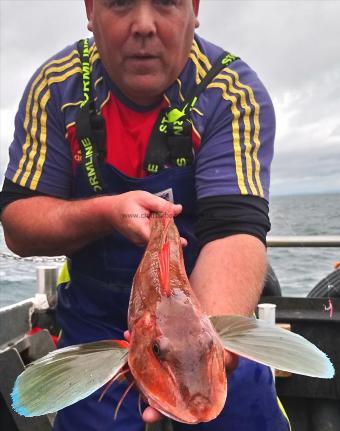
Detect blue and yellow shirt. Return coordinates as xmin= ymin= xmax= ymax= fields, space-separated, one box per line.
xmin=5 ymin=34 xmax=275 ymax=202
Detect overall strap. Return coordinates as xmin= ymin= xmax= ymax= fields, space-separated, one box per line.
xmin=75 ymin=39 xmax=107 ymax=194
xmin=143 ymin=51 xmax=239 ymax=175
xmin=183 ymin=51 xmax=239 ymax=114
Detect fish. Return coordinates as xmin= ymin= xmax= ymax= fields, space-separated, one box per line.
xmin=127 ymin=213 xmax=227 ymax=423
xmin=11 ymin=212 xmax=335 ymax=423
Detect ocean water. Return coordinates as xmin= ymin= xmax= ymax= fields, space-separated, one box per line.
xmin=268 ymin=192 xmax=340 ymax=296
xmin=0 ymin=192 xmax=339 ymax=307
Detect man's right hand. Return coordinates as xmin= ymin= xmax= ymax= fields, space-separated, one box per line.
xmin=106 ymin=190 xmax=183 ymax=246
xmin=1 ymin=191 xmax=186 ymax=257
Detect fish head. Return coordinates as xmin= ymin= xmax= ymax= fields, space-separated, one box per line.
xmin=128 ymin=291 xmax=227 ymax=424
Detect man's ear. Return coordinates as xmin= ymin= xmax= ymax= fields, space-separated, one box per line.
xmin=192 ymin=0 xmax=200 ymax=28
xmin=84 ymin=0 xmax=94 ymax=32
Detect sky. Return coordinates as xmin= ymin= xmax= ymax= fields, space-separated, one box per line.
xmin=0 ymin=0 xmax=339 ymax=196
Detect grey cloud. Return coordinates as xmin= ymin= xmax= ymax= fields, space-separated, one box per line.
xmin=0 ymin=1 xmax=89 ymax=108
xmin=331 ymin=124 xmax=340 ymax=137
xmin=271 ymin=144 xmax=340 ymax=194
xmin=198 ymin=1 xmax=340 ymax=93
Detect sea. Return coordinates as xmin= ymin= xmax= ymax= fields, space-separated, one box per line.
xmin=0 ymin=192 xmax=339 ymax=308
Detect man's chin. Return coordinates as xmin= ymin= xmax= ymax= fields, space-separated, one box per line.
xmin=121 ymin=79 xmax=167 ymax=106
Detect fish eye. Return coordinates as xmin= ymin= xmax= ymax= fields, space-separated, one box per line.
xmin=152 ymin=342 xmax=161 ymax=357
xmin=151 ymin=337 xmax=171 ymax=359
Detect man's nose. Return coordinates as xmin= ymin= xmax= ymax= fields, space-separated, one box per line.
xmin=131 ymin=3 xmax=157 ymax=38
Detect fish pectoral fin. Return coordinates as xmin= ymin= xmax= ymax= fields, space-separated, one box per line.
xmin=12 ymin=339 xmax=128 ymax=417
xmin=210 ymin=315 xmax=334 ymax=379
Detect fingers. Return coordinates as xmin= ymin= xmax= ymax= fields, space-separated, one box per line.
xmin=147 ymin=197 xmax=182 ymax=219
xmin=108 ymin=191 xmax=185 ymax=246
xmin=142 ymin=406 xmax=164 ymax=423
xmin=172 ymin=204 xmax=183 ymax=217
xmin=123 ymin=330 xmax=131 ymax=342
xmin=180 ymin=237 xmax=188 ymax=247
xmin=134 ymin=223 xmax=151 ymax=247
xmin=224 ymin=350 xmax=239 ymax=373
xmin=139 ymin=191 xmax=182 ymax=217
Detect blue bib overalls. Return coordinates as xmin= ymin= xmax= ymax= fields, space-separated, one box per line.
xmin=53 ymin=161 xmax=289 ymax=431
xmin=53 ymin=40 xmax=289 ymax=431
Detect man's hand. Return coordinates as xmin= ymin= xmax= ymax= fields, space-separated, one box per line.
xmin=1 ymin=191 xmax=186 ymax=256
xmin=224 ymin=350 xmax=239 ymax=374
xmin=141 ymin=406 xmax=164 ymax=424
xmin=106 ymin=191 xmax=184 ymax=247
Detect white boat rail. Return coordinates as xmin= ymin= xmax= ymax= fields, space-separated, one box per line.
xmin=267 ymin=235 xmax=340 ymax=247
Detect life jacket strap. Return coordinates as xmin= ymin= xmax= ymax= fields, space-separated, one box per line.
xmin=184 ymin=51 xmax=239 ymax=113
xmin=75 ymin=39 xmax=107 ymax=194
xmin=75 ymin=39 xmax=240 ymax=181
xmin=143 ymin=50 xmax=240 ymax=174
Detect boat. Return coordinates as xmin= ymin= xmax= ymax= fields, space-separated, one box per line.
xmin=1 ymin=236 xmax=339 ymax=431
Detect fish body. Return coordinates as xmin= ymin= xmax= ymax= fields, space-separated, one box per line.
xmin=11 ymin=213 xmax=334 ymax=421
xmin=128 ymin=214 xmax=226 ymax=423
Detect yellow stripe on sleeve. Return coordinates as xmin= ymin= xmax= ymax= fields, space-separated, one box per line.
xmin=19 ymin=59 xmax=80 ymax=186
xmin=216 ymin=72 xmax=258 ymax=196
xmin=29 ymin=89 xmax=51 ymax=190
xmin=19 ymin=64 xmax=81 ymax=189
xmin=208 ymin=82 xmax=247 ymax=195
xmin=190 ymin=44 xmax=247 ymax=194
xmin=191 ymin=41 xmax=264 ymax=197
xmin=225 ymin=67 xmax=264 ymax=197
xmin=28 ymin=67 xmax=82 ymax=190
xmin=12 ymin=50 xmax=79 ymax=185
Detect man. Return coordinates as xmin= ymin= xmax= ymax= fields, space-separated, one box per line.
xmin=0 ymin=0 xmax=289 ymax=430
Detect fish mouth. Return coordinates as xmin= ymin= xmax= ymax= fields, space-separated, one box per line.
xmin=148 ymin=396 xmax=196 ymax=424
xmin=147 ymin=394 xmax=219 ymax=424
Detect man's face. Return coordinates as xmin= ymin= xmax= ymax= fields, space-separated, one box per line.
xmin=85 ymin=0 xmax=199 ymax=106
